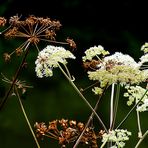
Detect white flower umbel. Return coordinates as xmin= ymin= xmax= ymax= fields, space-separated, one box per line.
xmin=101 ymin=129 xmax=131 ymax=148
xmin=82 ymin=45 xmax=109 ymax=62
xmin=87 ymin=51 xmax=147 ymax=89
xmin=35 ymin=45 xmax=76 ymax=78
xmin=124 ymin=85 xmax=148 ymax=112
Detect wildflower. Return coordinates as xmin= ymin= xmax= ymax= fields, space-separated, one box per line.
xmin=141 ymin=42 xmax=148 ymax=53
xmin=92 ymin=87 xmax=103 ymax=95
xmin=82 ymin=45 xmax=109 ymax=62
xmin=34 ymin=119 xmax=98 ymax=148
xmin=1 ymin=15 xmax=76 ymax=60
xmin=101 ymin=129 xmax=131 ymax=147
xmin=35 ymin=45 xmax=76 ymax=78
xmin=124 ymin=85 xmax=148 ymax=112
xmin=1 ymin=73 xmax=33 ymax=95
xmin=83 ymin=47 xmax=147 ymax=92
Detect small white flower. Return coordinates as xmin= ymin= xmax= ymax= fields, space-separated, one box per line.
xmin=35 ymin=45 xmax=76 ymax=78
xmin=139 ymin=53 xmax=148 ymax=65
xmin=137 ymin=99 xmax=148 ymax=112
xmin=102 ymin=129 xmax=131 ymax=148
xmin=124 ymin=85 xmax=148 ymax=112
xmin=141 ymin=42 xmax=148 ymax=53
xmin=92 ymin=87 xmax=103 ymax=95
xmin=82 ymin=45 xmax=109 ymax=62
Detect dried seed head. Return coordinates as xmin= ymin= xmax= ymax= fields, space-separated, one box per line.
xmin=4 ymin=27 xmax=18 ymax=38
xmin=16 ymin=48 xmax=23 ymax=56
xmin=48 ymin=120 xmax=58 ymax=130
xmin=3 ymin=53 xmax=11 ymax=62
xmin=45 ymin=29 xmax=56 ymax=40
xmin=69 ymin=120 xmax=77 ymax=127
xmin=77 ymin=122 xmax=84 ymax=131
xmin=25 ymin=15 xmax=37 ymax=26
xmin=59 ymin=119 xmax=68 ymax=129
xmin=34 ymin=122 xmax=47 ymax=137
xmin=9 ymin=15 xmax=21 ymax=26
xmin=0 ymin=17 xmax=6 ymax=27
xmin=66 ymin=38 xmax=77 ymax=49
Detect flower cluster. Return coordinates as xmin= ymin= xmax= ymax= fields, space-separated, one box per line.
xmin=82 ymin=45 xmax=148 ymax=95
xmin=102 ymin=129 xmax=131 ymax=148
xmin=124 ymin=85 xmax=148 ymax=112
xmin=35 ymin=45 xmax=76 ymax=78
xmin=0 ymin=15 xmax=76 ymax=61
xmin=34 ymin=119 xmax=101 ymax=147
xmin=82 ymin=45 xmax=109 ymax=62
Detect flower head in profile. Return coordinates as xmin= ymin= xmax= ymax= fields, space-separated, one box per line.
xmin=35 ymin=45 xmax=76 ymax=78
xmin=81 ymin=45 xmax=148 ymax=95
xmin=82 ymin=45 xmax=148 ymax=94
xmin=102 ymin=129 xmax=131 ymax=147
xmin=0 ymin=15 xmax=76 ymax=61
xmin=82 ymin=45 xmax=109 ymax=62
xmin=124 ymin=85 xmax=148 ymax=112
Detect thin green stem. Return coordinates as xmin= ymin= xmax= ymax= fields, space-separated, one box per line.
xmin=116 ymin=89 xmax=148 ymax=129
xmin=63 ymin=64 xmax=73 ymax=80
xmin=135 ymin=130 xmax=148 ymax=148
xmin=100 ymin=139 xmax=108 ymax=148
xmin=58 ymin=63 xmax=108 ymax=132
xmin=15 ymin=87 xmax=40 ymax=148
xmin=136 ymin=110 xmax=142 ymax=138
xmin=110 ymin=83 xmax=115 ymax=129
xmin=110 ymin=83 xmax=120 ymax=130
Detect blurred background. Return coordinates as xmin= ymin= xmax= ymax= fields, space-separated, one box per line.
xmin=0 ymin=0 xmax=148 ymax=147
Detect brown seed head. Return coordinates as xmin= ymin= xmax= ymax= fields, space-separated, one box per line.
xmin=9 ymin=15 xmax=21 ymax=26
xmin=16 ymin=47 xmax=23 ymax=56
xmin=48 ymin=120 xmax=58 ymax=130
xmin=3 ymin=53 xmax=11 ymax=62
xmin=0 ymin=17 xmax=6 ymax=27
xmin=66 ymin=38 xmax=77 ymax=49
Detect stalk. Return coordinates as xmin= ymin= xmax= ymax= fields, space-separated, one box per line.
xmin=15 ymin=87 xmax=40 ymax=148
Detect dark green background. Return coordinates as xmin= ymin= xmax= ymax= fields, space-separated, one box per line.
xmin=0 ymin=0 xmax=148 ymax=147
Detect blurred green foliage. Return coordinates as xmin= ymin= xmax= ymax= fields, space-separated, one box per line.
xmin=0 ymin=0 xmax=148 ymax=147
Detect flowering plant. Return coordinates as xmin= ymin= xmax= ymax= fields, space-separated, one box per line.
xmin=0 ymin=15 xmax=148 ymax=148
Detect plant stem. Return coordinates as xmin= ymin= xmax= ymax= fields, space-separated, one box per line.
xmin=58 ymin=64 xmax=108 ymax=132
xmin=73 ymin=84 xmax=108 ymax=148
xmin=110 ymin=83 xmax=115 ymax=129
xmin=135 ymin=130 xmax=148 ymax=148
xmin=110 ymin=83 xmax=120 ymax=130
xmin=116 ymin=89 xmax=148 ymax=129
xmin=136 ymin=110 xmax=142 ymax=138
xmin=15 ymin=87 xmax=40 ymax=148
xmin=73 ymin=96 xmax=101 ymax=148
xmin=0 ymin=42 xmax=30 ymax=110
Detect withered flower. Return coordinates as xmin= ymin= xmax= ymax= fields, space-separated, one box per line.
xmin=0 ymin=14 xmax=76 ymax=109
xmin=3 ymin=53 xmax=11 ymax=62
xmin=34 ymin=119 xmax=99 ymax=148
xmin=34 ymin=122 xmax=48 ymax=138
xmin=16 ymin=47 xmax=23 ymax=56
xmin=1 ymin=73 xmax=33 ymax=95
xmin=66 ymin=38 xmax=77 ymax=49
xmin=1 ymin=14 xmax=76 ymax=60
xmin=0 ymin=17 xmax=6 ymax=27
